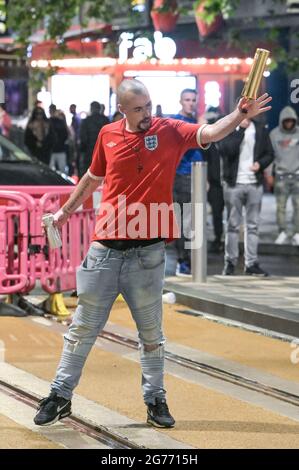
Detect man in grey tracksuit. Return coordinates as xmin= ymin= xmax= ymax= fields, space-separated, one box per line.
xmin=270 ymin=106 xmax=299 ymax=245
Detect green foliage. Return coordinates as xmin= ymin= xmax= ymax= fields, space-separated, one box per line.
xmin=192 ymin=0 xmax=299 ymax=72
xmin=7 ymin=0 xmax=135 ymax=46
xmin=29 ymin=66 xmax=59 ymax=94
xmin=193 ymin=0 xmax=240 ymax=23
xmin=152 ymin=0 xmax=178 ymax=13
xmin=8 ymin=0 xmax=81 ymax=45
xmin=152 ymin=0 xmax=188 ymax=14
xmin=7 ymin=0 xmax=299 ymax=72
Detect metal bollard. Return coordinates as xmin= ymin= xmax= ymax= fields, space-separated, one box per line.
xmin=191 ymin=162 xmax=207 ymax=283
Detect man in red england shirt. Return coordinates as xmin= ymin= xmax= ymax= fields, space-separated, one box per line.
xmin=34 ymin=79 xmax=272 ymax=428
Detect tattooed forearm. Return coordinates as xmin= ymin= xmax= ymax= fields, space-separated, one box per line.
xmin=62 ymin=173 xmax=100 ymax=215
xmin=65 ymin=178 xmax=90 ymax=212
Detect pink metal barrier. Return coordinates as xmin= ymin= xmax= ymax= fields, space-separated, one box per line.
xmin=0 ymin=191 xmax=36 ymax=293
xmin=38 ymin=191 xmax=96 ymax=293
xmin=0 ymin=187 xmax=99 ymax=295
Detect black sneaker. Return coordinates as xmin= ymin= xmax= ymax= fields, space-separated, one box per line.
xmin=147 ymin=398 xmax=175 ymax=428
xmin=209 ymin=240 xmax=223 ymax=254
xmin=244 ymin=263 xmax=269 ymax=277
xmin=34 ymin=391 xmax=72 ymax=426
xmin=222 ymin=261 xmax=235 ymax=275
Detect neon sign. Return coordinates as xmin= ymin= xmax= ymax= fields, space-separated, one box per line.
xmin=119 ymin=31 xmax=177 ymax=63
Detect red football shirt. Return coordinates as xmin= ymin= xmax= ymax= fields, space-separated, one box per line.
xmin=88 ymin=117 xmax=201 ymax=241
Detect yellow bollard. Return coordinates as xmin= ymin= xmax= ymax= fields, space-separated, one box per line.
xmin=49 ymin=293 xmax=70 ymax=317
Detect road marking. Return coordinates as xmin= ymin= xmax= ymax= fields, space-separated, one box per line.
xmin=0 ymin=363 xmax=192 ymax=449
xmin=31 ymin=318 xmax=53 ymax=327
xmin=9 ymin=334 xmax=18 ymax=342
xmin=0 ymin=389 xmax=110 ymax=449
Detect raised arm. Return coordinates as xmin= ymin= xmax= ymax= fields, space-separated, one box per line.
xmin=53 ymin=172 xmax=103 ymax=228
xmin=200 ymin=94 xmax=272 ymax=145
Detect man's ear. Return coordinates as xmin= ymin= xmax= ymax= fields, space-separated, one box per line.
xmin=118 ymin=103 xmax=124 ymax=114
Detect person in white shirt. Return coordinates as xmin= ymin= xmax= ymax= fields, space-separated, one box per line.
xmin=217 ymin=118 xmax=274 ymax=276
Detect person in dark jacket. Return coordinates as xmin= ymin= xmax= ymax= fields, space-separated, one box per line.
xmin=79 ymin=101 xmax=110 ymax=177
xmin=49 ymin=104 xmax=69 ymax=173
xmin=204 ymin=106 xmax=225 ymax=253
xmin=69 ymin=103 xmax=81 ymax=143
xmin=69 ymin=103 xmax=81 ymax=175
xmin=218 ymin=118 xmax=274 ymax=276
xmin=24 ymin=107 xmax=56 ymax=165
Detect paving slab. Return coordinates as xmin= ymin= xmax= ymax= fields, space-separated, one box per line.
xmin=164 ymin=275 xmax=299 ymax=337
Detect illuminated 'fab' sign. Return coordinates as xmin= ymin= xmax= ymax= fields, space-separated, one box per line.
xmin=119 ymin=32 xmax=177 ymax=63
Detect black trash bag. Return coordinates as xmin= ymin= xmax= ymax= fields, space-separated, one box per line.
xmin=11 ymin=293 xmax=46 ymax=316
xmin=0 ymin=300 xmax=28 ymax=317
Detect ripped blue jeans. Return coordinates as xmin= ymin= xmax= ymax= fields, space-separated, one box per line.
xmin=51 ymin=241 xmax=166 ymax=405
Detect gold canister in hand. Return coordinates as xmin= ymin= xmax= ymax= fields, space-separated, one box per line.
xmin=241 ymin=48 xmax=270 ymax=100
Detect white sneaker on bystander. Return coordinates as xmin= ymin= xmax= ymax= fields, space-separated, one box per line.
xmin=274 ymin=231 xmax=288 ymax=244
xmin=291 ymin=233 xmax=299 ymax=246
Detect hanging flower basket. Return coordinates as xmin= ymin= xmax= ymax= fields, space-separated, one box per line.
xmin=150 ymin=0 xmax=179 ymax=33
xmin=194 ymin=2 xmax=223 ymax=37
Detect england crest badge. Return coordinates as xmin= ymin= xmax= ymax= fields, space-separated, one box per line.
xmin=144 ymin=135 xmax=158 ymax=151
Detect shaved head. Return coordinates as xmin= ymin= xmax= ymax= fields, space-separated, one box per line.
xmin=117 ymin=79 xmax=152 ymax=132
xmin=117 ymin=79 xmax=149 ymax=106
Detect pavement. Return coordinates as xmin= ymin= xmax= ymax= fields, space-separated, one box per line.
xmin=1 ymin=193 xmax=299 ymax=449
xmin=2 ymin=306 xmax=299 ymax=449
xmin=164 ymin=193 xmax=299 ymax=338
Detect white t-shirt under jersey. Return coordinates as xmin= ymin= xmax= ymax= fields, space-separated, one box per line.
xmin=236 ymin=122 xmax=257 ymax=184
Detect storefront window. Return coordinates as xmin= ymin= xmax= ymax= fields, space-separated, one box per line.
xmin=134 ymin=74 xmax=196 ymax=116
